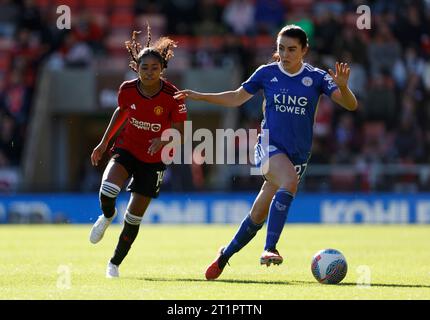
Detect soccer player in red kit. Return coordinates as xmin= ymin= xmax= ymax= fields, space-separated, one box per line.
xmin=89 ymin=27 xmax=187 ymax=278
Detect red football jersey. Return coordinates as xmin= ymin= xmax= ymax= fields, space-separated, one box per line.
xmin=111 ymin=78 xmax=187 ymax=163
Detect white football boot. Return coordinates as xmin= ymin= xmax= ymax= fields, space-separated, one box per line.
xmin=89 ymin=209 xmax=117 ymax=244
xmin=106 ymin=261 xmax=119 ymax=278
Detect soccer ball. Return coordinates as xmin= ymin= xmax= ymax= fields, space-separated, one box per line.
xmin=311 ymin=249 xmax=348 ymax=284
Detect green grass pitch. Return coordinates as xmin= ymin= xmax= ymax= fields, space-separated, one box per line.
xmin=0 ymin=224 xmax=429 ymax=300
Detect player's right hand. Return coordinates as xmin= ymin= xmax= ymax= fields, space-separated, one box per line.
xmin=91 ymin=141 xmax=108 ymax=166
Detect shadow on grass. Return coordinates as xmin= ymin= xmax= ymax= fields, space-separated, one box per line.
xmin=132 ymin=277 xmax=430 ymax=289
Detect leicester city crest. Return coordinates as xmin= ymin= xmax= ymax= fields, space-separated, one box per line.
xmin=302 ymin=76 xmax=313 ymax=87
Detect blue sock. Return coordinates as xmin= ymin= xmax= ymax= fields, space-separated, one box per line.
xmin=222 ymin=214 xmax=264 ymax=261
xmin=264 ymin=189 xmax=294 ymax=251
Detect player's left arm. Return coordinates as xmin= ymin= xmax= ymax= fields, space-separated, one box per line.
xmin=328 ymin=62 xmax=358 ymax=111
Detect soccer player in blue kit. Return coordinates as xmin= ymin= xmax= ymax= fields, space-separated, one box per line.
xmin=175 ymin=25 xmax=358 ymax=280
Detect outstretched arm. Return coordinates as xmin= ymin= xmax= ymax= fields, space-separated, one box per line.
xmin=329 ymin=62 xmax=358 ymax=111
xmin=91 ymin=107 xmax=128 ymax=166
xmin=174 ymin=86 xmax=254 ymax=108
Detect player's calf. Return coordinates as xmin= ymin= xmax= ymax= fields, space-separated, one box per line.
xmin=109 ymin=211 xmax=142 ymax=266
xmin=89 ymin=181 xmax=121 ymax=244
xmin=99 ymin=181 xmax=121 ymax=218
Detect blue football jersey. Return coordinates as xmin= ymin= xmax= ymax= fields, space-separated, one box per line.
xmin=242 ymin=62 xmax=338 ymax=164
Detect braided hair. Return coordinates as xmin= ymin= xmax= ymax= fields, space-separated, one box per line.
xmin=125 ymin=23 xmax=177 ymax=73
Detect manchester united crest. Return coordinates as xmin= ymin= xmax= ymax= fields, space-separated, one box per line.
xmin=154 ymin=106 xmax=164 ymax=116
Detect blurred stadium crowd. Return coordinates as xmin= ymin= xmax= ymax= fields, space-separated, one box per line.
xmin=0 ymin=0 xmax=429 ymax=193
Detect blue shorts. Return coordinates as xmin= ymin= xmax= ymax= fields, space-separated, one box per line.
xmin=254 ymin=140 xmax=310 ymax=181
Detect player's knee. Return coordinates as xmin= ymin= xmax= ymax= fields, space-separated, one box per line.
xmin=279 ymin=174 xmax=298 ymax=194
xmin=99 ymin=181 xmax=121 ymax=216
